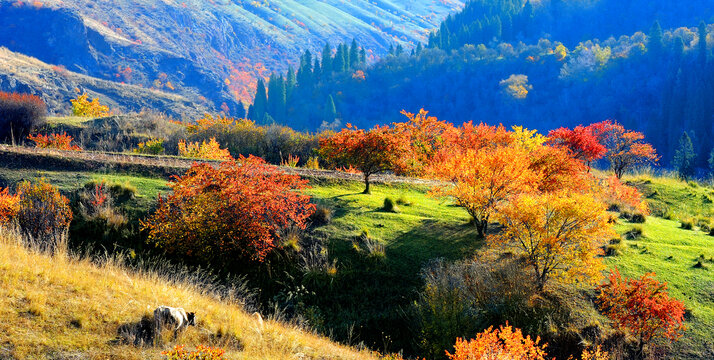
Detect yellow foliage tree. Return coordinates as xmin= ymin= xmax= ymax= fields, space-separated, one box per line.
xmin=490 ymin=191 xmax=613 ymax=290
xmin=71 ymin=93 xmax=111 ymax=117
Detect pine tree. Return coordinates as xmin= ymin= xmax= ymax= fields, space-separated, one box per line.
xmin=313 ymin=58 xmax=321 ymax=81
xmin=323 ymin=94 xmax=337 ymax=124
xmin=267 ymin=74 xmax=286 ymax=123
xmin=285 ymin=66 xmax=296 ymax=100
xmin=236 ymin=100 xmax=246 ymax=119
xmin=321 ymin=43 xmax=333 ymax=75
xmin=699 ymin=21 xmax=708 ymax=65
xmin=415 ymin=42 xmax=423 ymax=55
xmin=349 ymin=39 xmax=360 ymax=68
xmin=395 ymin=44 xmax=404 ymax=56
xmin=673 ymin=132 xmax=696 ymax=180
xmin=673 ymin=36 xmax=685 ymax=60
xmin=252 ymin=79 xmax=268 ymax=124
xmin=333 ymin=44 xmax=346 ymax=72
xmin=649 ymin=20 xmax=663 ymax=57
xmin=360 ymin=48 xmax=367 ymax=64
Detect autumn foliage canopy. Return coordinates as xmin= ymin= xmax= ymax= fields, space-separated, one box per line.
xmin=141 ymin=156 xmax=314 ymax=263
xmin=597 ymin=270 xmax=686 ymax=356
xmin=178 ymin=138 xmax=232 ymax=160
xmin=27 ymin=132 xmax=82 ymax=151
xmin=71 ymin=93 xmax=112 ymax=117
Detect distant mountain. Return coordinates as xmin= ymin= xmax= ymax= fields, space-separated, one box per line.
xmin=0 ymin=0 xmax=464 ymax=116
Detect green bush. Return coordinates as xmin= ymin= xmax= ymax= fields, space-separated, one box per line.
xmin=383 ymin=197 xmax=399 ymax=213
xmin=681 ymin=218 xmax=694 ymax=230
xmin=396 ymin=195 xmax=413 ymax=206
xmin=696 ymin=217 xmax=712 ymax=232
xmin=625 ymin=225 xmax=643 ymax=240
xmin=309 ymin=204 xmax=332 ymax=226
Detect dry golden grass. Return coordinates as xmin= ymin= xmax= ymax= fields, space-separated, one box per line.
xmin=0 ymin=230 xmax=376 ymax=360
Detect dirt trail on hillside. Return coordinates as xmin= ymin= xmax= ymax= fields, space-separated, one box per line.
xmin=0 ymin=145 xmax=440 ymax=186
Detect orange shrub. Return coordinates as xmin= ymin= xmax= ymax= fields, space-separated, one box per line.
xmin=600 ymin=175 xmax=648 ymax=214
xmin=0 ymin=187 xmax=20 ymax=225
xmin=446 ymin=324 xmax=549 ymax=360
xmin=178 ymin=138 xmax=232 ymax=160
xmin=27 ymin=132 xmax=82 ymax=151
xmin=15 ymin=179 xmax=72 ymax=251
xmin=162 ymin=344 xmax=225 ymax=359
xmin=71 ymin=93 xmax=111 ymax=117
xmin=141 ymin=156 xmax=315 ymax=264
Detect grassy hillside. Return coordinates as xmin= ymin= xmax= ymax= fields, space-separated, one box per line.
xmin=2 ymin=149 xmax=714 ymax=358
xmin=0 ymin=229 xmax=377 ymax=360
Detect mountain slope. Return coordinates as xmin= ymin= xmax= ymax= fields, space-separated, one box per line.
xmin=0 ymin=231 xmax=376 ymax=360
xmin=0 ymin=0 xmax=464 ymax=115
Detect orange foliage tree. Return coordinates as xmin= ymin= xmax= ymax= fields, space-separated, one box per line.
xmin=141 ymin=156 xmax=315 ymax=264
xmin=547 ymin=125 xmax=607 ymax=169
xmin=178 ymin=138 xmax=232 ymax=160
xmin=319 ymin=124 xmax=407 ymax=194
xmin=70 ymin=93 xmax=111 ymax=117
xmin=590 ymin=121 xmax=659 ymax=178
xmin=430 ymin=145 xmax=537 ymax=237
xmin=600 ymin=175 xmax=648 ymax=214
xmin=392 ymin=109 xmax=454 ymax=176
xmin=0 ymin=187 xmax=20 ymax=225
xmin=596 ymin=270 xmax=686 ymax=360
xmin=490 ymin=191 xmax=613 ymax=290
xmin=27 ymin=132 xmax=82 ymax=151
xmin=446 ymin=324 xmax=549 ymax=360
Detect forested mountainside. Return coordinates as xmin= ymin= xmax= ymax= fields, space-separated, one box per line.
xmin=247 ymin=0 xmax=714 ymax=171
xmin=0 ymin=0 xmax=464 ymax=116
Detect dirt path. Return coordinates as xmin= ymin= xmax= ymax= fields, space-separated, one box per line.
xmin=0 ymin=145 xmax=439 ymax=186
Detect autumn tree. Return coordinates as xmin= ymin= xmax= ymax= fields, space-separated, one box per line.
xmin=490 ymin=191 xmax=612 ymax=290
xmin=15 ymin=179 xmax=73 ymax=253
xmin=597 ymin=270 xmax=686 ymax=360
xmin=319 ymin=124 xmax=406 ymax=194
xmin=70 ymin=93 xmax=111 ymax=117
xmin=446 ymin=324 xmax=549 ymax=360
xmin=392 ymin=109 xmax=455 ymax=176
xmin=141 ymin=156 xmax=314 ymax=264
xmin=0 ymin=91 xmax=47 ymax=143
xmin=600 ymin=175 xmax=648 ymax=214
xmin=590 ymin=121 xmax=659 ymax=178
xmin=547 ymin=125 xmax=607 ymax=169
xmin=431 ymin=146 xmax=537 ymax=237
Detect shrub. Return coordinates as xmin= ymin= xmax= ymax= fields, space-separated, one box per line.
xmin=625 ymin=225 xmax=643 ymax=240
xmin=309 ymin=204 xmax=332 ymax=226
xmin=396 ymin=195 xmax=413 ymax=206
xmin=446 ymin=324 xmax=549 ymax=360
xmin=27 ymin=132 xmax=82 ymax=151
xmin=0 ymin=91 xmax=47 ymax=143
xmin=161 ymin=345 xmax=225 ymax=360
xmin=178 ymin=138 xmax=232 ymax=160
xmin=305 ymin=156 xmax=320 ymax=170
xmin=628 ymin=212 xmax=646 ymax=223
xmin=141 ymin=156 xmax=315 ymax=265
xmin=83 ymin=180 xmax=136 ymax=204
xmin=281 ymin=154 xmax=300 ymax=167
xmin=16 ymin=179 xmax=72 ymax=253
xmin=695 ymin=217 xmax=712 ymax=232
xmin=0 ymin=187 xmax=20 ymax=225
xmin=680 ymin=218 xmax=694 ymax=230
xmin=71 ymin=93 xmax=111 ymax=117
xmin=383 ymin=197 xmax=399 ymax=213
xmin=709 ymin=227 xmax=714 ymax=236
xmin=133 ymin=138 xmax=165 ymax=155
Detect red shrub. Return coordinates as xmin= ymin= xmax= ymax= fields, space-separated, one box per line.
xmin=0 ymin=91 xmax=47 ymax=143
xmin=162 ymin=344 xmax=225 ymax=359
xmin=141 ymin=156 xmax=315 ymax=264
xmin=27 ymin=132 xmax=82 ymax=151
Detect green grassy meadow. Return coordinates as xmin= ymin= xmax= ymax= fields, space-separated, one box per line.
xmin=1 ymin=162 xmax=713 ymax=358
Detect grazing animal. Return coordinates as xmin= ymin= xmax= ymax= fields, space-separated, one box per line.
xmin=153 ymin=306 xmax=196 ymax=341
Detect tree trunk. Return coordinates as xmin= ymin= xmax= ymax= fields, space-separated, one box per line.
xmin=475 ymin=219 xmax=487 ymax=237
xmin=363 ymin=174 xmax=371 ymax=194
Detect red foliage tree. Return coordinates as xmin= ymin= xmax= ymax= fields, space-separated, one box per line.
xmin=547 ymin=125 xmax=607 ymax=169
xmin=141 ymin=156 xmax=315 ymax=263
xmin=597 ymin=270 xmax=686 ymax=359
xmin=319 ymin=124 xmax=407 ymax=194
xmin=589 ymin=121 xmax=659 ymax=178
xmin=392 ymin=109 xmax=455 ymax=177
xmin=0 ymin=187 xmax=20 ymax=225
